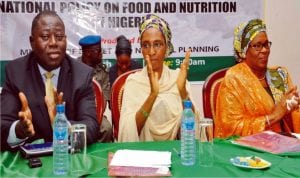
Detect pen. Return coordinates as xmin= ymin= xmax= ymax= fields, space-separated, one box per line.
xmin=173 ymin=148 xmax=181 ymax=157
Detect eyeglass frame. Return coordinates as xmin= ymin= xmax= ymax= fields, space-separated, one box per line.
xmin=249 ymin=41 xmax=272 ymax=51
xmin=141 ymin=41 xmax=165 ymax=52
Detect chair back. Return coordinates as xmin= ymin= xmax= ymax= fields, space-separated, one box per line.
xmin=202 ymin=68 xmax=228 ymax=120
xmin=92 ymin=78 xmax=106 ymax=124
xmin=111 ymin=69 xmax=141 ymax=140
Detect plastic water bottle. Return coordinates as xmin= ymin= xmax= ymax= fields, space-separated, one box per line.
xmin=181 ymin=100 xmax=196 ymax=166
xmin=53 ymin=104 xmax=69 ymax=175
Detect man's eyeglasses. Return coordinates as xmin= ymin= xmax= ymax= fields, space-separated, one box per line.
xmin=249 ymin=41 xmax=272 ymax=51
xmin=141 ymin=42 xmax=164 ymax=51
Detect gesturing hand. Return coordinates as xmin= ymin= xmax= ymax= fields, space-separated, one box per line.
xmin=145 ymin=55 xmax=159 ymax=96
xmin=177 ymin=49 xmax=191 ymax=100
xmin=285 ymin=86 xmax=299 ymax=111
xmin=16 ymin=92 xmax=35 ymax=139
xmin=45 ymin=88 xmax=64 ymax=124
xmin=272 ymin=86 xmax=299 ymax=120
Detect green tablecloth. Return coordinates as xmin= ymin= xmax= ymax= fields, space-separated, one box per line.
xmin=1 ymin=139 xmax=300 ymax=177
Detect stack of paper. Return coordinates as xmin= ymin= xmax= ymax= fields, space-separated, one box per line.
xmin=108 ymin=149 xmax=172 ymax=176
xmin=232 ymin=131 xmax=300 ymax=154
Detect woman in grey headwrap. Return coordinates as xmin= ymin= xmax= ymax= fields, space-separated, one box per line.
xmin=118 ymin=14 xmax=199 ymax=142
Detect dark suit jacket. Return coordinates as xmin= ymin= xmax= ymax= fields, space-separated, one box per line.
xmin=1 ymin=52 xmax=99 ymax=151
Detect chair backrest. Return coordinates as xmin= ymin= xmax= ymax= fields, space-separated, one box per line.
xmin=92 ymin=78 xmax=106 ymax=124
xmin=110 ymin=69 xmax=141 ymax=140
xmin=202 ymin=68 xmax=228 ymax=120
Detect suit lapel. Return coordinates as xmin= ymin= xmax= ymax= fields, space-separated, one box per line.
xmin=27 ymin=55 xmax=53 ymax=138
xmin=57 ymin=56 xmax=72 ymax=100
xmin=57 ymin=56 xmax=75 ymax=122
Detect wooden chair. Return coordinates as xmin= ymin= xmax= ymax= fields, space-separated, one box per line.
xmin=202 ymin=68 xmax=228 ymax=120
xmin=110 ymin=69 xmax=141 ymax=140
xmin=92 ymin=78 xmax=106 ymax=125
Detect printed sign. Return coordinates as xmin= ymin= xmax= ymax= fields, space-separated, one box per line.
xmin=0 ymin=0 xmax=263 ymax=84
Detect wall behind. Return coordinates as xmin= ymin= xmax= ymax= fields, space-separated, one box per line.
xmin=265 ymin=0 xmax=300 ymax=88
xmin=191 ymin=0 xmax=300 ymax=115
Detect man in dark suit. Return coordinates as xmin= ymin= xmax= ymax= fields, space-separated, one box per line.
xmin=0 ymin=11 xmax=99 ymax=151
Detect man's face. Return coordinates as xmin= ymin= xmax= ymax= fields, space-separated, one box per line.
xmin=81 ymin=44 xmax=102 ymax=67
xmin=30 ymin=15 xmax=67 ymax=71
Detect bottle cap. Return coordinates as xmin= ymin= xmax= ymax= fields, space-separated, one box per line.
xmin=183 ymin=100 xmax=192 ymax=108
xmin=56 ymin=104 xmax=65 ymax=113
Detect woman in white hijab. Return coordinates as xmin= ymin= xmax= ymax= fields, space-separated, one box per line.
xmin=118 ymin=14 xmax=199 ymax=142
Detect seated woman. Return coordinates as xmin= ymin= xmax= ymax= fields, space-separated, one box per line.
xmin=109 ymin=35 xmax=142 ymax=87
xmin=118 ymin=14 xmax=199 ymax=142
xmin=215 ymin=19 xmax=300 ymax=138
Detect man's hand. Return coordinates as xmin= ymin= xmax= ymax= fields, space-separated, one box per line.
xmin=45 ymin=88 xmax=63 ymax=124
xmin=16 ymin=92 xmax=35 ymax=139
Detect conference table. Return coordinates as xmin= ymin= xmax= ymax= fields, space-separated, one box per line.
xmin=1 ymin=139 xmax=299 ymax=177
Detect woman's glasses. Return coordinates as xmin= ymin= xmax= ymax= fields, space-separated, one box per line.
xmin=141 ymin=42 xmax=164 ymax=51
xmin=249 ymin=41 xmax=272 ymax=51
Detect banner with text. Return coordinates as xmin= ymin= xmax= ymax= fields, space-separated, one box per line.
xmin=0 ymin=0 xmax=263 ymax=84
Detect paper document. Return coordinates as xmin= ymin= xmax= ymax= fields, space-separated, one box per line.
xmin=291 ymin=133 xmax=300 ymax=139
xmin=232 ymin=131 xmax=300 ymax=154
xmin=110 ymin=149 xmax=171 ymax=168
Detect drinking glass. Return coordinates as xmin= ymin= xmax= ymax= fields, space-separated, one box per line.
xmin=198 ymin=118 xmax=214 ymax=167
xmin=70 ymin=124 xmax=87 ymax=176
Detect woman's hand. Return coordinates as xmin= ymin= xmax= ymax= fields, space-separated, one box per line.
xmin=135 ymin=55 xmax=159 ymax=135
xmin=177 ymin=49 xmax=191 ymax=100
xmin=45 ymin=89 xmax=63 ymax=124
xmin=145 ymin=55 xmax=159 ymax=96
xmin=269 ymin=86 xmax=299 ymax=124
xmin=16 ymin=92 xmax=35 ymax=139
xmin=285 ymin=86 xmax=300 ymax=111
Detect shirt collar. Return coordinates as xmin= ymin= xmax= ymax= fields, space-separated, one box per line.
xmin=38 ymin=64 xmax=60 ymax=78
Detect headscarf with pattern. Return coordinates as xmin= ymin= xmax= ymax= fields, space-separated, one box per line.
xmin=234 ymin=19 xmax=266 ymax=61
xmin=139 ymin=14 xmax=174 ymax=57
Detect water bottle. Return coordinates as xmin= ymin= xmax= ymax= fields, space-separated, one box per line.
xmin=181 ymin=100 xmax=196 ymax=166
xmin=53 ymin=104 xmax=69 ymax=175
